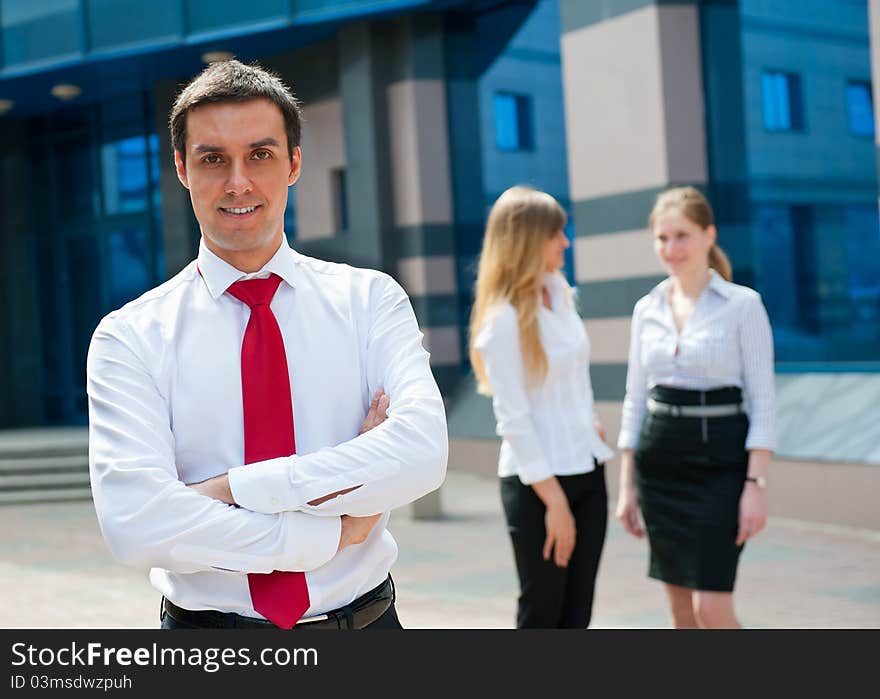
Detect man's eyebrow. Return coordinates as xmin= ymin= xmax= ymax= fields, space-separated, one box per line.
xmin=250 ymin=137 xmax=281 ymax=149
xmin=193 ymin=144 xmax=225 ymax=153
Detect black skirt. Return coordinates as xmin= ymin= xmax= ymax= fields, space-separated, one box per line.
xmin=634 ymin=385 xmax=749 ymax=592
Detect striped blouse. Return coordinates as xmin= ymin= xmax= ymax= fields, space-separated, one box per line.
xmin=618 ymin=270 xmax=777 ymax=451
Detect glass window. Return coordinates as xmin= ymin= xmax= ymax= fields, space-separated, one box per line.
xmin=87 ymin=0 xmax=180 ymax=50
xmin=52 ymin=135 xmax=95 ymax=219
xmin=284 ymin=186 xmax=297 ymax=242
xmin=846 ymin=80 xmax=874 ymax=137
xmin=754 ymin=203 xmax=880 ymax=363
xmin=0 ymin=0 xmax=80 ymax=66
xmin=101 ymin=136 xmax=150 ymax=215
xmin=493 ymin=92 xmax=534 ymax=151
xmin=186 ymin=0 xmax=286 ymax=34
xmin=761 ymin=70 xmax=804 ymax=132
xmin=845 ymin=206 xmax=880 ymax=325
xmin=332 ymin=168 xmax=348 ymax=232
xmin=107 ymin=224 xmax=151 ymax=310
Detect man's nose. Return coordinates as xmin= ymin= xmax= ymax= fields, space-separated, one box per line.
xmin=225 ymin=160 xmax=253 ymax=196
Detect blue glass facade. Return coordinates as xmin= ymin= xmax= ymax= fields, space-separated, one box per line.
xmin=742 ymin=0 xmax=879 ymax=366
xmin=1 ymin=0 xmax=879 ymax=428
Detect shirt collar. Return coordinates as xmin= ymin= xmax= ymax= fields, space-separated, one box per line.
xmin=197 ymin=236 xmax=298 ymax=300
xmin=706 ymin=268 xmax=733 ymax=299
xmin=650 ymin=269 xmax=732 ymax=302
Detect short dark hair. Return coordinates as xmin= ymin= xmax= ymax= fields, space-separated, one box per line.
xmin=170 ymin=60 xmax=302 ymax=163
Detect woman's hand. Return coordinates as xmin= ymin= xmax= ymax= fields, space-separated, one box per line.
xmin=736 ymin=484 xmax=767 ymax=546
xmin=543 ymin=496 xmax=577 ymax=568
xmin=594 ymin=420 xmax=607 ymax=442
xmin=615 ymin=486 xmax=645 ymax=539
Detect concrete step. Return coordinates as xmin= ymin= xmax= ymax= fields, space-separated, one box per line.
xmin=0 ymin=428 xmax=90 ymax=505
xmin=0 ymin=428 xmax=89 ymax=460
xmin=0 ymin=471 xmax=91 ymax=489
xmin=0 ymin=455 xmax=88 ymax=474
xmin=0 ymin=487 xmax=92 ymax=505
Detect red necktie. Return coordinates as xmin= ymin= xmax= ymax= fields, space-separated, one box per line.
xmin=226 ymin=273 xmax=310 ymax=629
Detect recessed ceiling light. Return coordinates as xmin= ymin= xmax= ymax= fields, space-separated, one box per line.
xmin=51 ymin=84 xmax=82 ymax=100
xmin=0 ymin=99 xmax=13 ymax=115
xmin=201 ymin=51 xmax=234 ymax=64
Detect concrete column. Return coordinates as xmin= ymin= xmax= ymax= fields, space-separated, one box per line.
xmin=153 ymin=80 xmax=198 ymax=277
xmin=384 ymin=14 xmax=461 ymax=404
xmin=559 ymin=0 xmax=743 ymax=434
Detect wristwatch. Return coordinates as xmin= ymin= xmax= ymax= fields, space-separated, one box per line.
xmin=745 ymin=475 xmax=767 ymax=490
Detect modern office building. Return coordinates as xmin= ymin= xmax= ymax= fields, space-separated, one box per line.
xmin=0 ymin=0 xmax=877 ymax=524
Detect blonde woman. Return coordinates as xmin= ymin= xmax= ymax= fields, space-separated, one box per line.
xmin=616 ymin=187 xmax=776 ymax=629
xmin=470 ymin=186 xmax=613 ymax=628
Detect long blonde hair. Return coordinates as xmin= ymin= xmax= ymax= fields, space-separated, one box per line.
xmin=469 ymin=186 xmax=567 ymax=395
xmin=648 ymin=186 xmax=733 ymax=281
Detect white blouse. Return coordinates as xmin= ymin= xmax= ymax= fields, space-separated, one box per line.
xmin=617 ymin=270 xmax=777 ymax=451
xmin=474 ymin=273 xmax=614 ymax=485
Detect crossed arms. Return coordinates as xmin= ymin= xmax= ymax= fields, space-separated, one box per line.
xmin=86 ymin=275 xmax=448 ymax=575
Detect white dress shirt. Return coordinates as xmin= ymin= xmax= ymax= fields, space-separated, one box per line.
xmin=618 ymin=270 xmax=776 ymax=451
xmin=473 ymin=273 xmax=614 ymax=485
xmin=87 ymin=238 xmax=447 ymax=619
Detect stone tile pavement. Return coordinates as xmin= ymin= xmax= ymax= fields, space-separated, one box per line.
xmin=1 ymin=471 xmax=878 ymax=629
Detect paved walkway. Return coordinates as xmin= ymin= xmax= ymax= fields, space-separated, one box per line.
xmin=2 ymin=471 xmax=878 ymax=628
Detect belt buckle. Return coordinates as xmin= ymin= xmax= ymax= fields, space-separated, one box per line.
xmin=295 ymin=612 xmax=330 ymax=627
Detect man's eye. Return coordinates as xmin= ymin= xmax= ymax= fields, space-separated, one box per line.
xmin=202 ymin=154 xmax=223 ymax=164
xmin=252 ymin=150 xmax=271 ymax=160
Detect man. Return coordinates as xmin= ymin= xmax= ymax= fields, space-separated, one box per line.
xmin=87 ymin=60 xmax=448 ymax=630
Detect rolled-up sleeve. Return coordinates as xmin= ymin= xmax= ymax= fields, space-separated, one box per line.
xmin=618 ymin=300 xmax=648 ymax=450
xmin=739 ymin=293 xmax=777 ymax=451
xmin=474 ymin=304 xmax=552 ymax=485
xmin=228 ymin=274 xmax=447 ymax=516
xmin=87 ymin=317 xmax=341 ymax=574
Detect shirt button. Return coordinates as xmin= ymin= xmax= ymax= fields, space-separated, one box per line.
xmin=270 ymin=497 xmax=279 ymax=507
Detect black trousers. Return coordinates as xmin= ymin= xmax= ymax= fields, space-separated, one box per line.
xmin=500 ymin=464 xmax=608 ymax=628
xmin=160 ymin=602 xmax=402 ymax=630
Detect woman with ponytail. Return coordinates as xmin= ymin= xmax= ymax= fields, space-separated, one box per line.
xmin=615 ymin=186 xmax=776 ymax=628
xmin=470 ymin=186 xmax=613 ymax=628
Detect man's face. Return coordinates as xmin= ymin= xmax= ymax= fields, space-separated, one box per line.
xmin=175 ymin=98 xmax=300 ymax=265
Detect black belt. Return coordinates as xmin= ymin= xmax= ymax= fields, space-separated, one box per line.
xmin=162 ymin=577 xmax=394 ymax=630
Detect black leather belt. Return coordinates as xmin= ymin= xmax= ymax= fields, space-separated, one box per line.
xmin=162 ymin=577 xmax=394 ymax=630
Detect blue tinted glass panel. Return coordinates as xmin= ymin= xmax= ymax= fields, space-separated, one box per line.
xmin=285 ymin=186 xmax=297 ymax=241
xmin=68 ymin=234 xmax=103 ymax=400
xmin=845 ymin=206 xmax=880 ymax=326
xmin=101 ymin=136 xmax=150 ymax=215
xmin=494 ymin=92 xmax=533 ymax=151
xmin=53 ymin=136 xmax=95 ymax=219
xmin=846 ymin=81 xmax=874 ymax=137
xmin=1 ymin=0 xmax=81 ymax=66
xmin=186 ymin=0 xmax=287 ymax=34
xmin=494 ymin=93 xmax=519 ymax=150
xmin=333 ymin=168 xmax=348 ymax=232
xmin=515 ymin=94 xmax=534 ymax=149
xmin=87 ymin=0 xmax=180 ymax=50
xmin=761 ymin=70 xmax=803 ymax=132
xmin=107 ymin=224 xmax=151 ymax=310
xmin=788 ymin=73 xmax=804 ymax=130
xmin=755 ymin=204 xmax=880 ymax=363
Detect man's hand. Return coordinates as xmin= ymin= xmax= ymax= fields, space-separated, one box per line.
xmin=306 ymin=388 xmax=390 ymax=506
xmin=189 ymin=474 xmax=235 ymax=504
xmin=359 ymin=388 xmax=390 ymax=434
xmin=338 ymin=513 xmax=382 ymax=551
xmin=190 ymin=389 xmax=390 ymax=508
